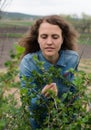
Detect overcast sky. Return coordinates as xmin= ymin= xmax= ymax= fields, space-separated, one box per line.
xmin=3 ymin=0 xmax=91 ymax=16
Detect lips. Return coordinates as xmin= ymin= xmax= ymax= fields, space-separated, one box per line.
xmin=45 ymin=47 xmax=54 ymax=50
xmin=45 ymin=47 xmax=55 ymax=52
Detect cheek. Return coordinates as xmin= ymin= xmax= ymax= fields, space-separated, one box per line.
xmin=57 ymin=41 xmax=63 ymax=49
xmin=58 ymin=38 xmax=63 ymax=48
xmin=57 ymin=44 xmax=62 ymax=51
xmin=38 ymin=38 xmax=45 ymax=47
xmin=38 ymin=37 xmax=43 ymax=44
xmin=38 ymin=39 xmax=44 ymax=49
xmin=38 ymin=38 xmax=41 ymax=46
xmin=38 ymin=36 xmax=40 ymax=44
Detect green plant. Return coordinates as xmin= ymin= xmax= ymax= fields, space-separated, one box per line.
xmin=0 ymin=45 xmax=91 ymax=130
xmin=0 ymin=45 xmax=31 ymax=130
xmin=20 ymin=55 xmax=91 ymax=130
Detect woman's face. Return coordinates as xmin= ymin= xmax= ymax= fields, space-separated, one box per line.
xmin=38 ymin=22 xmax=63 ymax=62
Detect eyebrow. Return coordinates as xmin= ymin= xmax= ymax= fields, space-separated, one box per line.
xmin=40 ymin=34 xmax=60 ymax=36
xmin=52 ymin=34 xmax=60 ymax=36
xmin=40 ymin=34 xmax=47 ymax=36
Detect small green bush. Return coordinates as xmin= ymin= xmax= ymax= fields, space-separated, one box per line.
xmin=0 ymin=45 xmax=91 ymax=130
xmin=20 ymin=55 xmax=91 ymax=129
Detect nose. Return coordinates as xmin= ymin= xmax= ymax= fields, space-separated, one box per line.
xmin=46 ymin=37 xmax=53 ymax=44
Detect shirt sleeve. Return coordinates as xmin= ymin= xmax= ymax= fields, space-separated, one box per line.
xmin=19 ymin=55 xmax=34 ymax=87
xmin=65 ymin=52 xmax=79 ymax=82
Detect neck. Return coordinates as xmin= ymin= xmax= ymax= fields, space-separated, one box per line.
xmin=45 ymin=54 xmax=59 ymax=64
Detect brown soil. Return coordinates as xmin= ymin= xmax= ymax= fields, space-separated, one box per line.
xmin=78 ymin=44 xmax=91 ymax=59
xmin=0 ymin=26 xmax=28 ymax=37
xmin=0 ymin=38 xmax=18 ymax=68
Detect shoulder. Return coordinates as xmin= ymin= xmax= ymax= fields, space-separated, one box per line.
xmin=20 ymin=51 xmax=40 ymax=64
xmin=61 ymin=50 xmax=79 ymax=68
xmin=21 ymin=53 xmax=36 ymax=62
xmin=62 ymin=50 xmax=78 ymax=56
xmin=20 ymin=51 xmax=40 ymax=72
xmin=61 ymin=50 xmax=79 ymax=60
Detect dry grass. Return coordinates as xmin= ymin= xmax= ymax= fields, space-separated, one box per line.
xmin=4 ymin=88 xmax=21 ymax=107
xmin=79 ymin=59 xmax=91 ymax=73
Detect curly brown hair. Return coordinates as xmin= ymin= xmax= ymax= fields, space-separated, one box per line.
xmin=18 ymin=15 xmax=79 ymax=56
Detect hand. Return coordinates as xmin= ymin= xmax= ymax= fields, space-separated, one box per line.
xmin=41 ymin=83 xmax=58 ymax=97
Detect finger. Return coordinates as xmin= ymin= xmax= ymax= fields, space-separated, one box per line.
xmin=49 ymin=83 xmax=56 ymax=88
xmin=50 ymin=88 xmax=58 ymax=96
xmin=50 ymin=85 xmax=58 ymax=96
xmin=41 ymin=83 xmax=57 ymax=95
xmin=41 ymin=84 xmax=54 ymax=94
xmin=45 ymin=87 xmax=58 ymax=97
xmin=44 ymin=92 xmax=50 ymax=97
xmin=41 ymin=85 xmax=49 ymax=94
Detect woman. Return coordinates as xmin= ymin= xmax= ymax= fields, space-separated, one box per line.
xmin=19 ymin=15 xmax=79 ymax=129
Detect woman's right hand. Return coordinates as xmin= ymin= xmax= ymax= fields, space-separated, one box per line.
xmin=41 ymin=83 xmax=58 ymax=97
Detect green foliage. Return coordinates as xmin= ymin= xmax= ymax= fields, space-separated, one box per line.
xmin=21 ymin=55 xmax=91 ymax=129
xmin=0 ymin=45 xmax=91 ymax=130
xmin=0 ymin=45 xmax=31 ymax=130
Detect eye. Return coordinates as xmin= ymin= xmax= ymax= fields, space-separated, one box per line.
xmin=52 ymin=35 xmax=59 ymax=39
xmin=40 ymin=34 xmax=47 ymax=39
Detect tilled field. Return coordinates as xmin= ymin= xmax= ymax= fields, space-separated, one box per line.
xmin=0 ymin=38 xmax=19 ymax=68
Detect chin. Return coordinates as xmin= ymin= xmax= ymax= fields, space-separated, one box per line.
xmin=45 ymin=53 xmax=54 ymax=57
xmin=45 ymin=51 xmax=54 ymax=54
